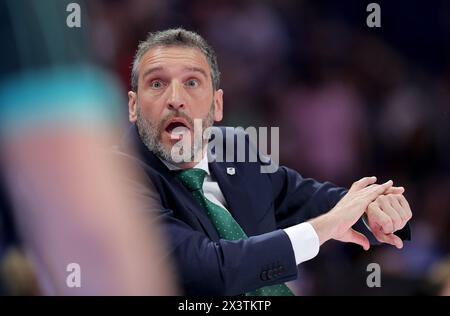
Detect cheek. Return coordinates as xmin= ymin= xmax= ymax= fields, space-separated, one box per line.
xmin=190 ymin=93 xmax=214 ymax=116
xmin=138 ymin=98 xmax=164 ymax=121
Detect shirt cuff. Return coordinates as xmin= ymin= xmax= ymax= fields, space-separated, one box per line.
xmin=283 ymin=222 xmax=320 ymax=265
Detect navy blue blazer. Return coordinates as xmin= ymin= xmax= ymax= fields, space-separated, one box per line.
xmin=115 ymin=124 xmax=410 ymax=295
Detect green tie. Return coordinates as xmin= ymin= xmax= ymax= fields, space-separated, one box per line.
xmin=176 ymin=168 xmax=294 ymax=296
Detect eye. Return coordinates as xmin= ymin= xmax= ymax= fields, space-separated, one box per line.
xmin=185 ymin=79 xmax=199 ymax=88
xmin=150 ymin=80 xmax=164 ymax=89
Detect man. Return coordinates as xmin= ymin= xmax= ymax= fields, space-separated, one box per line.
xmin=117 ymin=28 xmax=412 ymax=295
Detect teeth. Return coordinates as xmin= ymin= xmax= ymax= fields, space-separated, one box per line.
xmin=170 ymin=133 xmax=182 ymax=140
xmin=170 ymin=126 xmax=189 ymax=140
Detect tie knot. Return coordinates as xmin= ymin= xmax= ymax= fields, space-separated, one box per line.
xmin=176 ymin=168 xmax=207 ymax=191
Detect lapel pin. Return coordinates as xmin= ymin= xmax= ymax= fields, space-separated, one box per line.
xmin=226 ymin=167 xmax=235 ymax=175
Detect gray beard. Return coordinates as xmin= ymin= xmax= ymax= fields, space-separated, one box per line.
xmin=135 ymin=103 xmax=215 ymax=164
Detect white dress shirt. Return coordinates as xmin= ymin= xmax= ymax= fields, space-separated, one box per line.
xmin=160 ymin=155 xmax=320 ymax=265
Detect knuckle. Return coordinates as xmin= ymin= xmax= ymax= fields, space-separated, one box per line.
xmin=402 ymin=197 xmax=410 ymax=207
xmin=381 ymin=219 xmax=393 ymax=231
xmin=399 ymin=214 xmax=408 ymax=222
xmin=380 ymin=218 xmax=390 ymax=227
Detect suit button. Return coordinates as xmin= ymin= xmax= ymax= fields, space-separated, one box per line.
xmin=260 ymin=271 xmax=268 ymax=281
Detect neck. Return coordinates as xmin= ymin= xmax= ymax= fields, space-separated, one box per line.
xmin=174 ymin=161 xmax=199 ymax=169
xmin=169 ymin=146 xmax=207 ymax=170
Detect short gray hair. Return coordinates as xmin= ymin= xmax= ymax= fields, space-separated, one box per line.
xmin=131 ymin=28 xmax=220 ymax=92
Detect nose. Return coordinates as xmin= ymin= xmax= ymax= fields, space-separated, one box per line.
xmin=167 ymin=81 xmax=185 ymax=111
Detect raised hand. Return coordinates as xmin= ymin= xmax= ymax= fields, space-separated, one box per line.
xmin=309 ymin=177 xmax=394 ymax=250
xmin=366 ymin=192 xmax=412 ymax=249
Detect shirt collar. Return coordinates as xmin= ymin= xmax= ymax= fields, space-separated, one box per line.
xmin=159 ymin=153 xmax=210 ymax=175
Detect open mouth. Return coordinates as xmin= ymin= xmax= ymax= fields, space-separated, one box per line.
xmin=164 ymin=118 xmax=191 ymax=140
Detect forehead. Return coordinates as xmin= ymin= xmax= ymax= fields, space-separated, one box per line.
xmin=139 ymin=46 xmax=210 ymax=75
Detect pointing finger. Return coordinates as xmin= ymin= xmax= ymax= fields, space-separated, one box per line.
xmin=384 ymin=186 xmax=405 ymax=195
xmin=349 ymin=176 xmax=377 ymax=193
xmin=363 ymin=180 xmax=393 ymax=202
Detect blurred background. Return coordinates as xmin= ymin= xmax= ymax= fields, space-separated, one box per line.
xmin=1 ymin=0 xmax=450 ymax=295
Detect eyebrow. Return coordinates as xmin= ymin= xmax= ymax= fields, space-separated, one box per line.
xmin=184 ymin=67 xmax=208 ymax=79
xmin=142 ymin=66 xmax=163 ymax=80
xmin=141 ymin=66 xmax=208 ymax=80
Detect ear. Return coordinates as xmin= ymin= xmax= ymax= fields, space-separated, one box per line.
xmin=213 ymin=89 xmax=224 ymax=122
xmin=128 ymin=91 xmax=138 ymax=123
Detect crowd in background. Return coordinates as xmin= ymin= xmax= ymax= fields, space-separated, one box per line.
xmin=85 ymin=0 xmax=450 ymax=295
xmin=2 ymin=0 xmax=449 ymax=295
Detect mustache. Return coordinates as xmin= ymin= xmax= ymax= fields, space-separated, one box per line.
xmin=158 ymin=111 xmax=194 ymax=131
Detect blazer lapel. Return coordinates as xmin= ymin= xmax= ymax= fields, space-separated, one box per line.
xmin=164 ymin=172 xmax=221 ymax=241
xmin=122 ymin=124 xmax=220 ymax=240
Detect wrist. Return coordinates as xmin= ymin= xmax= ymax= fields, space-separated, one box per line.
xmin=309 ymin=213 xmax=335 ymax=246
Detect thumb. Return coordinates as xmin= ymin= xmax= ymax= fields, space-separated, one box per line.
xmin=339 ymin=229 xmax=371 ymax=251
xmin=376 ymin=232 xmax=404 ymax=249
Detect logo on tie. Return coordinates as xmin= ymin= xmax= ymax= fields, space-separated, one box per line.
xmin=226 ymin=167 xmax=235 ymax=175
